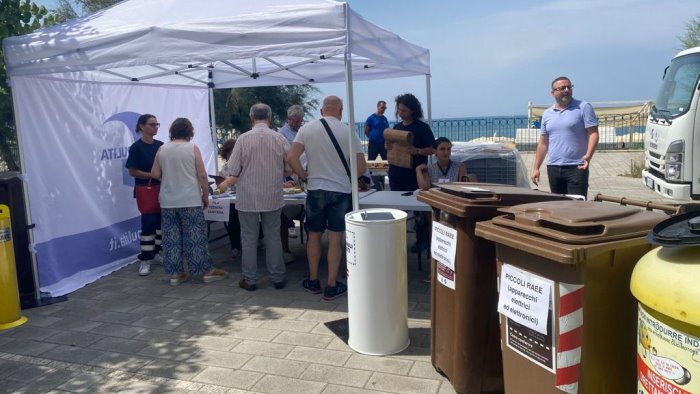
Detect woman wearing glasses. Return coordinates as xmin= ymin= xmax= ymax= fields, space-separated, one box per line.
xmin=126 ymin=114 xmax=164 ymax=276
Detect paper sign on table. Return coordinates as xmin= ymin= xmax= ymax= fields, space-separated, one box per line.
xmin=204 ymin=198 xmax=230 ymax=221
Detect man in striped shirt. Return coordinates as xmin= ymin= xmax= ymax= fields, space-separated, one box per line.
xmin=220 ymin=103 xmax=292 ymax=291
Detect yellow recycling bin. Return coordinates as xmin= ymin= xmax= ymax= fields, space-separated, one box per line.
xmin=631 ymin=211 xmax=700 ymax=394
xmin=0 ymin=204 xmax=28 ymax=330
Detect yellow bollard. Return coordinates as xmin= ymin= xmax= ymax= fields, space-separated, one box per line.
xmin=0 ymin=204 xmax=27 ymax=330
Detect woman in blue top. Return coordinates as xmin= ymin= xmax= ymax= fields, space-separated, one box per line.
xmin=125 ymin=114 xmax=164 ymax=276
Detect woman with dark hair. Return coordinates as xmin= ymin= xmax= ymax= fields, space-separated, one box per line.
xmin=386 ymin=94 xmax=436 ymax=253
xmin=125 ymin=114 xmax=164 ymax=276
xmin=386 ymin=93 xmax=436 ymax=191
xmin=416 ymin=137 xmax=467 ymax=190
xmin=151 ymin=118 xmax=228 ymax=285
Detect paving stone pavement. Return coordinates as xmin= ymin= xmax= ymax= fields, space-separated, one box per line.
xmin=0 ymin=149 xmax=689 ymax=394
xmin=519 ymin=149 xmax=690 ymax=205
xmin=0 ymin=224 xmax=452 ymax=394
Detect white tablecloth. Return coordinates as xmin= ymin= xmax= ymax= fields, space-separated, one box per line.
xmin=357 ymin=191 xmax=430 ymax=212
xmin=206 ymin=190 xmax=380 ymax=221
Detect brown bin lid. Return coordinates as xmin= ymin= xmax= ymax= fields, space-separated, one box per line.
xmin=491 ymin=200 xmax=668 ymax=244
xmin=416 ymin=183 xmax=571 ymax=218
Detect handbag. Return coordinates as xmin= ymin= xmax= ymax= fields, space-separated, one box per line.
xmin=135 ymin=178 xmax=161 ymax=214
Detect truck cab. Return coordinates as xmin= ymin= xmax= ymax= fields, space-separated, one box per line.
xmin=643 ymin=47 xmax=700 ymax=200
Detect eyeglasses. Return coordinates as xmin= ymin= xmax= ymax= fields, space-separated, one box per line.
xmin=553 ymin=85 xmax=573 ymax=92
xmin=147 ymin=123 xmax=160 ymax=127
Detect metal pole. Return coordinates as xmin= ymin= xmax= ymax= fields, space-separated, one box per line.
xmin=208 ymin=68 xmax=219 ymax=173
xmin=425 ymin=74 xmax=432 ymax=128
xmin=9 ymin=82 xmax=41 ymax=305
xmin=425 ymin=74 xmax=433 ymax=165
xmin=344 ymin=3 xmax=359 ymax=210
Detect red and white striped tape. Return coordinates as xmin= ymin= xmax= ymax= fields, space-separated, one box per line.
xmin=556 ymin=283 xmax=584 ymax=394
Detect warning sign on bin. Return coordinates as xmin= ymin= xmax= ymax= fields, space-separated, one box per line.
xmin=498 ymin=264 xmax=552 ymax=335
xmin=506 ymin=316 xmax=555 ymax=372
xmin=346 ymin=230 xmax=356 ymax=267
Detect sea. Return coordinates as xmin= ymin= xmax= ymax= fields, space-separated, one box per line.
xmin=353 ymin=115 xmax=646 ymax=151
xmin=217 ymin=115 xmax=646 ymax=151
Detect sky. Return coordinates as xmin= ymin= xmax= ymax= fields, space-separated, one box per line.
xmin=33 ymin=0 xmax=700 ymax=119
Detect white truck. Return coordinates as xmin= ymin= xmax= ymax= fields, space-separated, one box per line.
xmin=643 ymin=46 xmax=700 ymax=200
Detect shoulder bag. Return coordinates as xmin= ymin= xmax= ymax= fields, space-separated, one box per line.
xmin=320 ymin=118 xmax=370 ymax=192
xmin=135 ymin=178 xmax=161 ymax=214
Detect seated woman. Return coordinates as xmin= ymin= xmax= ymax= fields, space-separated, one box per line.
xmin=416 ymin=137 xmax=467 ymax=190
xmin=413 ymin=138 xmax=469 ymax=282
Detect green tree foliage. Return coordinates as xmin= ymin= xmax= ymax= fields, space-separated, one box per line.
xmin=217 ymin=85 xmax=320 ymax=132
xmin=52 ymin=0 xmax=119 ymax=23
xmin=0 ymin=0 xmax=56 ymax=171
xmin=680 ymin=15 xmax=700 ymax=50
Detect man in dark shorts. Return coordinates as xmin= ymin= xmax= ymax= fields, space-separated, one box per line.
xmin=287 ymin=96 xmax=366 ymax=300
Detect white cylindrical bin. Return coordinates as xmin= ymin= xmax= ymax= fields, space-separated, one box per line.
xmin=345 ymin=208 xmax=409 ymax=355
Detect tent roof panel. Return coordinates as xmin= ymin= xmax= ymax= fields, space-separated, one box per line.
xmin=3 ymin=0 xmax=430 ymax=87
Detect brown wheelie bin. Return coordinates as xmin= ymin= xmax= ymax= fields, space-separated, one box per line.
xmin=475 ymin=200 xmax=667 ymax=393
xmin=416 ymin=183 xmax=571 ymax=393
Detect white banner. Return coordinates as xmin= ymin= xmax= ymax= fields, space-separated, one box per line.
xmin=12 ymin=77 xmax=215 ymax=296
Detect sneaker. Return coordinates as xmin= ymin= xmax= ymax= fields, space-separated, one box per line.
xmin=302 ymin=278 xmax=321 ymax=294
xmin=283 ymin=252 xmax=295 ymax=264
xmin=273 ymin=280 xmax=286 ymax=290
xmin=323 ymin=282 xmax=347 ymax=300
xmin=288 ymin=227 xmax=298 ymax=238
xmin=152 ymin=253 xmax=163 ymax=265
xmin=138 ymin=260 xmax=151 ymax=276
xmin=231 ymin=249 xmax=241 ymax=260
xmin=170 ymin=272 xmax=188 ymax=286
xmin=203 ymin=268 xmax=228 ymax=283
xmin=239 ymin=278 xmax=257 ymax=291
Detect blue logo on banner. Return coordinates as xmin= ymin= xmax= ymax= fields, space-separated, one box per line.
xmin=103 ymin=111 xmax=142 ymax=187
xmin=104 ymin=111 xmax=141 ymax=141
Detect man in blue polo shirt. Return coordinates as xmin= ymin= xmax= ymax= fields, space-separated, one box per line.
xmin=531 ymin=76 xmax=599 ymax=198
xmin=364 ymin=100 xmax=389 ymax=160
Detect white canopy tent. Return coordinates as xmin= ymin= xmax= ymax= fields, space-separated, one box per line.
xmin=3 ymin=0 xmax=431 ymax=298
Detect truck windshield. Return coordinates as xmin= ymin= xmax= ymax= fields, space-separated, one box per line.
xmin=654 ymin=53 xmax=700 ymax=118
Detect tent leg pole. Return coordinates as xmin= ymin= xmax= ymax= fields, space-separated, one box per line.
xmin=425 ymin=74 xmax=432 ymax=128
xmin=425 ymin=74 xmax=433 ymax=164
xmin=344 ymin=3 xmax=359 ymax=211
xmin=208 ymin=71 xmax=218 ymax=174
xmin=9 ymin=85 xmax=41 ymax=305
